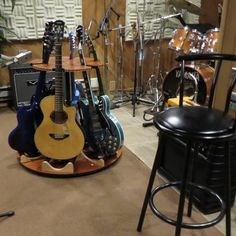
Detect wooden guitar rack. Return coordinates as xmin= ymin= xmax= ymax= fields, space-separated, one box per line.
xmin=19 ymin=57 xmax=121 ymax=177
xmin=18 ymin=149 xmax=122 ymax=177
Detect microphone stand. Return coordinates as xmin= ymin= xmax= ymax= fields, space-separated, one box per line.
xmin=99 ymin=1 xmax=120 ymax=108
xmin=132 ymin=14 xmax=155 ymax=117
xmin=112 ymin=24 xmax=132 ymax=105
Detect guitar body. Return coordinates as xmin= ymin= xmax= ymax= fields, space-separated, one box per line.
xmin=75 ymin=25 xmax=125 ymax=157
xmin=8 ymin=72 xmax=48 ymax=157
xmin=8 ymin=22 xmax=55 ymax=157
xmin=35 ymin=96 xmax=84 ymax=160
xmin=78 ymin=94 xmax=123 ymax=157
xmin=99 ymin=95 xmax=124 ymax=148
xmin=8 ymin=105 xmax=42 ymax=156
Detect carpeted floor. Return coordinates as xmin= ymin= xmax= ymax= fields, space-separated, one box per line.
xmin=0 ymin=107 xmax=224 ymax=236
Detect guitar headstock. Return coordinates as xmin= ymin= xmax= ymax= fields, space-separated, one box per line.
xmin=84 ymin=29 xmax=98 ymax=60
xmin=76 ymin=25 xmax=86 ymax=46
xmin=69 ymin=31 xmax=75 ymax=60
xmin=76 ymin=25 xmax=98 ymax=61
xmin=54 ymin=20 xmax=65 ymax=44
xmin=42 ymin=21 xmax=55 ymax=64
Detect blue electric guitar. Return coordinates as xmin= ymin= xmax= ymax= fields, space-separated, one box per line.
xmin=8 ymin=21 xmax=55 ymax=157
xmin=34 ymin=20 xmax=85 ymax=160
xmin=76 ymin=25 xmax=123 ymax=158
xmin=84 ymin=27 xmax=124 ymax=148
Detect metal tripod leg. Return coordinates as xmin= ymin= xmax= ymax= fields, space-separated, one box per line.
xmin=0 ymin=210 xmax=14 ymax=218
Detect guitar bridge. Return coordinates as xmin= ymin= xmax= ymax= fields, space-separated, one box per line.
xmin=49 ymin=133 xmax=69 ymax=140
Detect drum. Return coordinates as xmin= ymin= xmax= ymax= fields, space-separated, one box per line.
xmin=163 ymin=65 xmax=214 ymax=105
xmin=201 ymin=28 xmax=220 ymax=53
xmin=181 ymin=29 xmax=203 ymax=54
xmin=168 ymin=27 xmax=190 ymax=52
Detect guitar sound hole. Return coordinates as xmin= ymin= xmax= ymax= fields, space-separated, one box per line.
xmin=50 ymin=111 xmax=68 ymax=124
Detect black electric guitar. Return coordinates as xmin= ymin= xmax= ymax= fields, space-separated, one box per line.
xmin=34 ymin=20 xmax=85 ymax=160
xmin=84 ymin=28 xmax=124 ymax=148
xmin=8 ymin=21 xmax=55 ymax=157
xmin=76 ymin=25 xmax=122 ymax=158
xmin=64 ymin=31 xmax=76 ymax=106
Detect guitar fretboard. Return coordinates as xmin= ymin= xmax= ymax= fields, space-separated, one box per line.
xmin=86 ymin=36 xmax=105 ymax=96
xmin=55 ymin=42 xmax=63 ymax=113
xmin=78 ymin=43 xmax=95 ymax=108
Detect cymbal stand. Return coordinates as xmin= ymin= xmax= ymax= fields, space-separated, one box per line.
xmin=112 ymin=24 xmax=132 ymax=105
xmin=142 ymin=17 xmax=168 ymax=127
xmin=132 ymin=12 xmax=155 ymax=117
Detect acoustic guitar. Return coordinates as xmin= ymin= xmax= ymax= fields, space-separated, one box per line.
xmin=8 ymin=21 xmax=55 ymax=157
xmin=34 ymin=20 xmax=84 ymax=160
xmin=76 ymin=25 xmax=122 ymax=158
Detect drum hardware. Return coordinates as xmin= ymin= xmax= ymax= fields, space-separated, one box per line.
xmin=112 ymin=24 xmax=132 ymax=106
xmin=131 ymin=12 xmax=151 ymax=117
xmin=99 ymin=0 xmax=120 ymax=36
xmin=143 ymin=17 xmax=166 ymax=125
xmin=111 ymin=12 xmax=182 ymax=117
xmin=201 ymin=28 xmax=220 ymax=54
xmin=111 ymin=13 xmax=183 ymax=32
xmin=168 ymin=26 xmax=220 ymax=55
xmin=130 ymin=8 xmax=174 ymax=118
xmin=184 ymin=72 xmax=199 ymax=103
xmin=217 ymin=3 xmax=223 ymax=26
xmin=131 ymin=12 xmax=185 ymax=117
xmin=142 ymin=13 xmax=184 ymax=126
xmin=168 ymin=0 xmax=205 ymax=16
xmin=162 ymin=64 xmax=214 ymax=105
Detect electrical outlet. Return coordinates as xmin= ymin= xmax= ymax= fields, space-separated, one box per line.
xmin=109 ymin=81 xmax=116 ymax=91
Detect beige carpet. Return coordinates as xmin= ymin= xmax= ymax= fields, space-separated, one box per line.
xmin=0 ymin=107 xmax=224 ymax=236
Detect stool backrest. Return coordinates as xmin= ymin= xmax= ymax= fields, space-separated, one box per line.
xmin=176 ymin=53 xmax=236 ymax=110
xmin=176 ymin=54 xmax=236 ymax=114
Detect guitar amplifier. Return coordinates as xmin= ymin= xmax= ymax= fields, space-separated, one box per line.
xmin=9 ymin=64 xmax=55 ymax=109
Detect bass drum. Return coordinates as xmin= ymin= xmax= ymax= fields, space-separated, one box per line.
xmin=163 ymin=65 xmax=214 ymax=105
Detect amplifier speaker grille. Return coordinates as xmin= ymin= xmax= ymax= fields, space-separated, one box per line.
xmin=9 ymin=64 xmax=55 ymax=109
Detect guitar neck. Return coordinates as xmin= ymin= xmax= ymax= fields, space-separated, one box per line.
xmin=94 ymin=67 xmax=105 ymax=96
xmin=78 ymin=44 xmax=95 ymax=107
xmin=87 ymin=39 xmax=106 ymax=96
xmin=34 ymin=23 xmax=53 ymax=101
xmin=55 ymin=42 xmax=64 ymax=112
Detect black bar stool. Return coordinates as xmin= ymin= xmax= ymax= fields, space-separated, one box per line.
xmin=137 ymin=53 xmax=236 ymax=236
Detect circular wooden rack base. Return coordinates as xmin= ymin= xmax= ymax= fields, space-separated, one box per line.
xmin=18 ymin=149 xmax=122 ymax=177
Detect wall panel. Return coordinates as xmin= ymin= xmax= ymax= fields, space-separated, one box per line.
xmin=1 ymin=0 xmax=82 ymax=39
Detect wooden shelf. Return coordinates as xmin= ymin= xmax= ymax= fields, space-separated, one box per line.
xmin=31 ymin=56 xmax=102 ymax=72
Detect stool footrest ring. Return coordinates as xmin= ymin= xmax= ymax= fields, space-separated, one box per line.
xmin=149 ymin=181 xmax=225 ymax=229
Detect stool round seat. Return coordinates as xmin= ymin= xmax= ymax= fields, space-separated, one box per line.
xmin=155 ymin=106 xmax=235 ymax=141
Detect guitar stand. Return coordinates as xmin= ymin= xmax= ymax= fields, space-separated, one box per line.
xmin=18 ymin=149 xmax=122 ymax=177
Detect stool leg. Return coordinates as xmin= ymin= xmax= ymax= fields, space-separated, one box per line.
xmin=187 ymin=143 xmax=199 ymax=217
xmin=175 ymin=140 xmax=192 ymax=236
xmin=137 ymin=133 xmax=165 ymax=232
xmin=225 ymin=141 xmax=231 ymax=236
